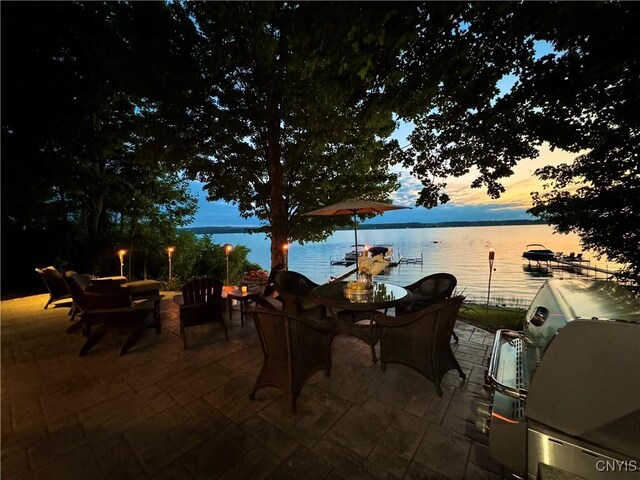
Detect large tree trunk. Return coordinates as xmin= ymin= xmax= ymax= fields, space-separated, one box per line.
xmin=266 ymin=17 xmax=289 ymax=271
xmin=267 ymin=135 xmax=288 ymax=270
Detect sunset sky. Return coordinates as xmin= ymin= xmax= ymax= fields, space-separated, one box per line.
xmin=188 ymin=138 xmax=578 ymax=228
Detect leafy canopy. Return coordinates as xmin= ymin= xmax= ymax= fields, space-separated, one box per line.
xmin=184 ymin=2 xmax=422 ymax=264
xmin=1 ymin=1 xmax=202 ymax=280
xmin=396 ymin=2 xmax=639 ymax=278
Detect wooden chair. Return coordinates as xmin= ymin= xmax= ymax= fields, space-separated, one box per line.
xmin=271 ymin=270 xmax=326 ymax=319
xmin=173 ymin=276 xmax=227 ymax=349
xmin=35 ymin=266 xmax=72 ymax=309
xmin=64 ymin=271 xmax=156 ymax=356
xmin=396 ymin=273 xmax=459 ymax=342
xmin=373 ymin=296 xmax=466 ymax=396
xmin=248 ymin=307 xmax=335 ymax=413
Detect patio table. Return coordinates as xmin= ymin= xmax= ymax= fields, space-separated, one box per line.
xmin=311 ymin=281 xmax=412 ymax=362
xmin=226 ymin=285 xmax=263 ymax=326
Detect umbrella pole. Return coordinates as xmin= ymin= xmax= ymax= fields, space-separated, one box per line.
xmin=353 ymin=210 xmax=358 ymax=274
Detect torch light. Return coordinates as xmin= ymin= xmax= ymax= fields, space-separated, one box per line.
xmin=167 ymin=246 xmax=175 ymax=280
xmin=223 ymin=244 xmax=234 ymax=285
xmin=118 ymin=249 xmax=127 ymax=278
xmin=487 ymin=248 xmax=495 ymax=309
xmin=283 ymin=243 xmax=289 ymax=271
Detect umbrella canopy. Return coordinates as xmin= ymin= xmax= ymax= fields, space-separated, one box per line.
xmin=303 ymin=199 xmax=410 ymax=272
xmin=302 ymin=199 xmax=410 ymax=217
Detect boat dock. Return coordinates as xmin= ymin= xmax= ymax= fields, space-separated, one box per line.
xmin=549 ymin=257 xmax=621 ymax=278
xmin=330 ymin=253 xmax=424 ymax=268
xmin=328 ymin=266 xmax=357 ymax=282
xmin=398 ymin=254 xmax=423 ymax=265
xmin=524 ymin=255 xmax=632 ymax=285
xmin=330 ymin=259 xmax=353 ymax=266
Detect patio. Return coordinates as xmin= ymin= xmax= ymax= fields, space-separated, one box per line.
xmin=1 ymin=293 xmax=502 ymax=480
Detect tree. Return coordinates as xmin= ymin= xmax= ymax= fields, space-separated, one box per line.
xmin=1 ymin=2 xmax=203 ymax=286
xmin=185 ymin=2 xmax=426 ymax=267
xmin=398 ymin=2 xmax=640 ymax=278
xmin=523 ymin=4 xmax=640 ymax=279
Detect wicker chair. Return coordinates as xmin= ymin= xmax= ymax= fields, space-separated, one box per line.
xmin=396 ymin=273 xmax=459 ymax=342
xmin=271 ymin=270 xmax=326 ymax=319
xmin=174 ymin=276 xmax=227 ymax=349
xmin=372 ymin=296 xmax=466 ymax=396
xmin=35 ymin=266 xmax=72 ymax=309
xmin=65 ymin=271 xmax=155 ymax=356
xmin=249 ymin=307 xmax=335 ymax=413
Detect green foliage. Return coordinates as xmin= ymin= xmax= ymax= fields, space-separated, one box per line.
xmin=523 ymin=4 xmax=640 ymax=281
xmin=1 ymin=2 xmax=203 ymax=288
xmin=396 ymin=2 xmax=640 ymax=278
xmin=183 ymin=2 xmax=418 ymax=266
xmin=165 ymin=231 xmax=261 ymax=286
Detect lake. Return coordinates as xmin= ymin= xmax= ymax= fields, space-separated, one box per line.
xmin=207 ymin=225 xmax=621 ymax=307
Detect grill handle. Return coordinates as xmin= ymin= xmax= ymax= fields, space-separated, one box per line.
xmin=487 ymin=329 xmax=530 ymax=401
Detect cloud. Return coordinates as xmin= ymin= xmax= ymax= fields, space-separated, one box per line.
xmin=187 ymin=141 xmax=584 ymax=228
xmin=391 ymin=142 xmax=583 ymax=210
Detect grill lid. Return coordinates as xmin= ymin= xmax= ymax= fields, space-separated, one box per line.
xmin=547 ymin=279 xmax=640 ymax=323
xmin=525 ymin=320 xmax=640 ymax=458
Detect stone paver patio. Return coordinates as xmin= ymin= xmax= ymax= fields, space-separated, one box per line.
xmin=2 ymin=293 xmax=504 ymax=479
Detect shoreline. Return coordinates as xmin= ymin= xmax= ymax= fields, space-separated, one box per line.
xmin=185 ymin=219 xmax=546 ymax=235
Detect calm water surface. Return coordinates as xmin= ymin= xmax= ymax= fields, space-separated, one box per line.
xmin=209 ymin=225 xmax=621 ymax=306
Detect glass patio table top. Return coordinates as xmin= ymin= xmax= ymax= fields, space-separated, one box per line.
xmin=312 ymin=281 xmax=412 ymax=311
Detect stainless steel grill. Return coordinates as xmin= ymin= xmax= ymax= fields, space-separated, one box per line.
xmin=477 ymin=279 xmax=640 ymax=479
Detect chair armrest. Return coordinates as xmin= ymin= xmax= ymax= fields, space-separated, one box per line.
xmin=253 ymin=294 xmax=282 ymax=310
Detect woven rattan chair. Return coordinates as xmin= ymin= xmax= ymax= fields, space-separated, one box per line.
xmin=271 ymin=270 xmax=326 ymax=319
xmin=372 ymin=296 xmax=466 ymax=396
xmin=396 ymin=273 xmax=459 ymax=341
xmin=249 ymin=307 xmax=335 ymax=413
xmin=35 ymin=266 xmax=72 ymax=309
xmin=174 ymin=276 xmax=227 ymax=349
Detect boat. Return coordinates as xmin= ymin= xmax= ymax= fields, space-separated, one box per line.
xmin=343 ymin=244 xmax=367 ymax=264
xmin=522 ymin=244 xmax=556 ymax=262
xmin=332 ymin=244 xmax=397 ymax=266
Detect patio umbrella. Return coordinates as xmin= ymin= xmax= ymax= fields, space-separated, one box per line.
xmin=302 ymin=199 xmax=410 ymax=273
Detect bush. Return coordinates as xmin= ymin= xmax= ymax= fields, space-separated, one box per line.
xmin=162 ymin=232 xmax=263 ymax=286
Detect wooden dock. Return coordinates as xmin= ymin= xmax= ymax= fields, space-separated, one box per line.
xmin=549 ymin=257 xmax=621 ymax=277
xmin=398 ymin=254 xmax=423 ymax=265
xmin=329 ymin=266 xmax=357 ymax=282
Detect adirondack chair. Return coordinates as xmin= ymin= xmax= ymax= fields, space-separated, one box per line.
xmin=173 ymin=276 xmax=227 ymax=349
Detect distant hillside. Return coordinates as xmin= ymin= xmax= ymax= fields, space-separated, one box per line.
xmin=352 ymin=219 xmax=546 ymax=230
xmin=184 ymin=219 xmax=545 ymax=235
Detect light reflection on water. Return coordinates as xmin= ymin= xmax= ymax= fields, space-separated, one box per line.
xmin=204 ymin=225 xmax=621 ymax=306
